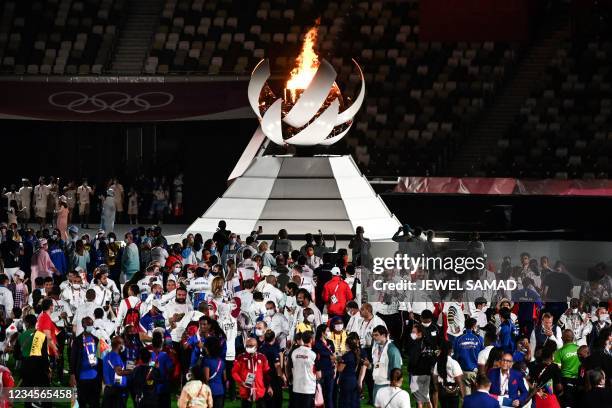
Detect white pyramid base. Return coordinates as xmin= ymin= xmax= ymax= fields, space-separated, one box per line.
xmin=184 ymin=155 xmax=401 ymax=240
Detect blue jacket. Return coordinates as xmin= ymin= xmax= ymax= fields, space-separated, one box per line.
xmin=487 ymin=368 xmax=529 ymax=405
xmin=512 ymin=288 xmax=542 ymax=323
xmin=498 ymin=321 xmax=518 ymax=353
xmin=453 ymin=330 xmax=484 ymax=371
xmin=49 ymin=245 xmax=67 ymax=275
xmin=463 ymin=390 xmax=499 ymax=408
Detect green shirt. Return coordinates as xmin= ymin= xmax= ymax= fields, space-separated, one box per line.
xmin=553 ymin=343 xmax=580 ymax=378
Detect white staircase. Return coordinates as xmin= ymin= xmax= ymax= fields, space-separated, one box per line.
xmin=109 ymin=0 xmax=163 ymax=74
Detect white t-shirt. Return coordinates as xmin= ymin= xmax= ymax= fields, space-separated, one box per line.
xmin=259 ymin=282 xmax=285 ymax=309
xmin=291 ymin=345 xmax=317 ymax=394
xmin=433 ymin=356 xmax=463 ymax=383
xmin=477 ymin=345 xmax=494 ymax=366
xmin=374 ymin=386 xmax=411 ymax=408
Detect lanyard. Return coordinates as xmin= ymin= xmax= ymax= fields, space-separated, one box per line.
xmin=83 ymin=335 xmax=95 ymax=357
xmin=247 ymin=355 xmax=259 ymax=373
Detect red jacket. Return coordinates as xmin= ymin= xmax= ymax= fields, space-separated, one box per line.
xmin=322 ymin=276 xmax=353 ymax=316
xmin=231 ymin=352 xmax=270 ymax=401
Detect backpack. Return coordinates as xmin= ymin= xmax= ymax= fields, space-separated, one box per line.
xmin=123 ymin=298 xmax=142 ymax=329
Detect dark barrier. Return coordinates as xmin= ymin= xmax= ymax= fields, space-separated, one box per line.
xmin=0 ymin=77 xmax=251 ymax=122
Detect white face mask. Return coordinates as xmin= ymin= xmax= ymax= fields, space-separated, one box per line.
xmin=600 ymin=314 xmax=609 ymax=322
xmin=334 ymin=324 xmax=343 ymax=332
xmin=246 ymin=346 xmax=257 ymax=354
xmin=109 ymin=237 xmax=115 ymax=243
xmin=255 ymin=329 xmax=264 ymax=337
xmin=306 ymin=314 xmax=315 ymax=323
xmin=422 ymin=322 xmax=431 ymax=328
xmin=572 ymin=308 xmax=578 ymax=314
xmin=174 ymin=267 xmax=181 ymax=274
xmin=266 ymin=309 xmax=275 ymax=317
xmin=410 ymin=333 xmax=418 ymax=340
xmin=72 ymin=284 xmax=81 ymax=290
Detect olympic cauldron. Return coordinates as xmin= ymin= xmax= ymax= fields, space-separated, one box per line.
xmin=247 ymin=36 xmax=364 ymax=146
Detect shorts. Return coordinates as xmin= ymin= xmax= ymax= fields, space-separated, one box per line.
xmin=410 ymin=375 xmax=430 ymax=403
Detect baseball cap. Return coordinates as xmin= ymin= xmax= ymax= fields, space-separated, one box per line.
xmin=14 ymin=270 xmax=25 ymax=280
xmin=68 ymin=225 xmax=79 ymax=234
xmin=331 ymin=266 xmax=341 ymax=276
xmin=152 ymin=299 xmax=164 ymax=311
xmin=260 ymin=266 xmax=273 ymax=277
xmin=39 ymin=238 xmax=48 ymax=246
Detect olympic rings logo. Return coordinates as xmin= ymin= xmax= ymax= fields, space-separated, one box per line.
xmin=48 ymin=91 xmax=174 ymax=114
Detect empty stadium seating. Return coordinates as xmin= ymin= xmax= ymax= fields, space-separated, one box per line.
xmin=0 ymin=0 xmax=125 ymax=75
xmin=485 ymin=32 xmax=612 ymax=179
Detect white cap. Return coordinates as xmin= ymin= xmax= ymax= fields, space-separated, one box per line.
xmin=331 ymin=267 xmax=341 ymax=276
xmin=261 ymin=266 xmax=273 ymax=277
xmin=167 ymin=274 xmax=177 ymax=282
xmin=152 ymin=299 xmax=164 ymax=311
xmin=14 ymin=270 xmax=25 ymax=280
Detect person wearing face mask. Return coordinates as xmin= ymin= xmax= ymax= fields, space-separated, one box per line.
xmin=264 ymin=301 xmax=289 ymax=349
xmin=254 ymin=321 xmax=268 ymax=345
xmin=588 ymin=307 xmax=610 ymax=348
xmin=328 ymin=316 xmax=347 ymax=356
xmin=121 ymin=232 xmax=139 ymax=282
xmin=221 ymin=233 xmax=242 ymax=267
xmin=63 ymin=275 xmax=87 ymax=311
xmin=296 ymin=308 xmax=316 ymax=334
xmin=370 ymin=325 xmax=402 ymax=403
xmin=407 ymin=324 xmax=435 ymax=408
xmin=345 ymin=301 xmax=363 ymax=335
xmin=69 ymin=317 xmax=102 ymax=408
xmin=232 ymin=337 xmax=272 ymax=406
xmin=559 ymin=298 xmax=592 ymax=346
xmin=102 ymin=336 xmax=133 ymax=408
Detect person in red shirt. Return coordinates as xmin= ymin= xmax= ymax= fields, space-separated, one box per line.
xmin=322 ymin=267 xmax=354 ymax=320
xmin=231 ymin=337 xmax=272 ymax=407
xmin=36 ymin=298 xmax=60 ymax=363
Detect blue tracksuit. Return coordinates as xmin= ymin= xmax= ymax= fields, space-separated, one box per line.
xmin=453 ymin=329 xmax=484 ymax=371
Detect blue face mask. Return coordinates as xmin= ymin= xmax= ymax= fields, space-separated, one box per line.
xmin=210 ymin=248 xmax=217 ymax=256
xmin=85 ymin=325 xmax=94 ymax=334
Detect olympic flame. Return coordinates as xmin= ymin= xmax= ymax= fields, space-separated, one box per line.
xmin=286 ymin=20 xmax=320 ymax=103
